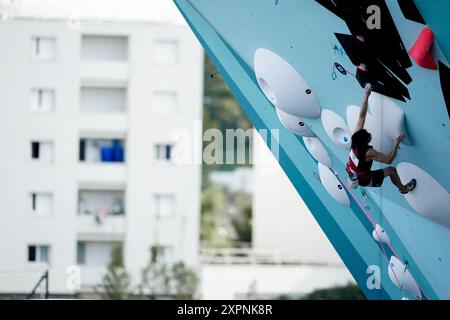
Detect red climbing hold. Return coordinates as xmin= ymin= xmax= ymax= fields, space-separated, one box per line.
xmin=409 ymin=28 xmax=437 ymax=70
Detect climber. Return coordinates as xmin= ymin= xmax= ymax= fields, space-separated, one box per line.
xmin=346 ymin=84 xmax=417 ymax=193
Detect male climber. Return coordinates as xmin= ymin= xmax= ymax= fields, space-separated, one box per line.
xmin=346 ymin=84 xmax=416 ymax=193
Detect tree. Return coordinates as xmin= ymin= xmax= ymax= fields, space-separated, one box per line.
xmin=172 ymin=262 xmax=200 ymax=300
xmin=202 ymin=56 xmax=252 ymax=186
xmin=201 ymin=185 xmax=232 ymax=247
xmin=301 ymin=283 xmax=366 ymax=300
xmin=139 ymin=247 xmax=199 ymax=299
xmin=96 ymin=245 xmax=131 ymax=300
xmin=230 ymin=191 xmax=252 ymax=243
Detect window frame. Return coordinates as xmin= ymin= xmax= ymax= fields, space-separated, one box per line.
xmin=31 ymin=36 xmax=56 ymax=61
xmin=29 ymin=192 xmax=53 ymax=217
xmin=27 ymin=245 xmax=50 ymax=264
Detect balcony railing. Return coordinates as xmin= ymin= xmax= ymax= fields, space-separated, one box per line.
xmin=199 ymin=244 xmax=344 ymax=267
xmin=77 ymin=214 xmax=125 ymax=241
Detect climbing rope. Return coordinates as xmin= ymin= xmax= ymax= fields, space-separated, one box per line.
xmin=331 ymin=166 xmax=429 ymax=300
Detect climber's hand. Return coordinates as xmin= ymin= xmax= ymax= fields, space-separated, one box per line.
xmin=364 ymin=83 xmax=372 ymax=98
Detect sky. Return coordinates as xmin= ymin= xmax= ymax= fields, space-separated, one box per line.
xmin=2 ymin=0 xmax=186 ymax=25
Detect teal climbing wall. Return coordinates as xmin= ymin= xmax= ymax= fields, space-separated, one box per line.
xmin=174 ymin=0 xmax=450 ymax=299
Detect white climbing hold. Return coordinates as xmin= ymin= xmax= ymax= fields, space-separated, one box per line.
xmin=372 ymin=224 xmax=391 ymax=245
xmin=321 ymin=109 xmax=352 ymax=150
xmin=397 ymin=162 xmax=450 ymax=229
xmin=254 ymin=48 xmax=321 ymax=118
xmin=388 ymin=256 xmax=422 ymax=300
xmin=303 ymin=137 xmax=332 ymax=168
xmin=276 ymin=107 xmax=316 ymax=137
xmin=346 ymin=93 xmax=410 ymax=154
xmin=318 ymin=162 xmax=350 ymax=206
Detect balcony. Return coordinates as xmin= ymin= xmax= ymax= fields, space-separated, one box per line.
xmin=78 ymin=163 xmax=126 ymax=186
xmin=77 ymin=214 xmax=125 ymax=241
xmin=78 ymin=138 xmax=126 ymax=185
xmin=79 ymin=114 xmax=127 ymax=136
xmin=80 ymin=61 xmax=129 ymax=87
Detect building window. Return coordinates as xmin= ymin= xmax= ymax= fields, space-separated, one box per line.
xmin=78 ymin=190 xmax=125 ymax=216
xmin=77 ymin=242 xmax=121 ymax=266
xmin=30 ymin=141 xmax=53 ymax=163
xmin=31 ymin=37 xmax=56 ymax=60
xmin=30 ymin=193 xmax=52 ymax=216
xmin=28 ymin=245 xmax=50 ymax=263
xmin=154 ymin=144 xmax=173 ymax=162
xmin=153 ymin=194 xmax=175 ymax=218
xmin=81 ymin=35 xmax=128 ymax=61
xmin=29 ymin=89 xmax=54 ymax=112
xmin=77 ymin=242 xmax=86 ymax=265
xmin=153 ymin=40 xmax=178 ymax=65
xmin=79 ymin=139 xmax=125 ymax=163
xmin=150 ymin=245 xmax=174 ymax=264
xmin=80 ymin=87 xmax=127 ymax=113
xmin=152 ymin=91 xmax=177 ymax=115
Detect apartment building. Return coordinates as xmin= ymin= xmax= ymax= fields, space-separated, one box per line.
xmin=0 ymin=16 xmax=203 ymax=295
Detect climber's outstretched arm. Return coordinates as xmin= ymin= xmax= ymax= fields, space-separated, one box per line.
xmin=354 ymin=84 xmax=372 ymax=134
xmin=366 ymin=133 xmax=404 ymax=164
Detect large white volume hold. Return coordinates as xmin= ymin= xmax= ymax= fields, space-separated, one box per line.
xmin=397 ymin=162 xmax=450 ymax=229
xmin=388 ymin=256 xmax=422 ymax=300
xmin=254 ymin=48 xmax=321 ymax=118
xmin=346 ymin=93 xmax=409 ymax=154
xmin=372 ymin=224 xmax=391 ymax=245
xmin=276 ymin=107 xmax=316 ymax=137
xmin=321 ymin=109 xmax=352 ymax=149
xmin=303 ymin=137 xmax=332 ymax=167
xmin=318 ymin=162 xmax=350 ymax=206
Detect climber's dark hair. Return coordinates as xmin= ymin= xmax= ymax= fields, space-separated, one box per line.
xmin=351 ymin=129 xmax=371 ymax=147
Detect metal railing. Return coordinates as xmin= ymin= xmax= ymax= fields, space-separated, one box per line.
xmin=199 ymin=244 xmax=344 ymax=267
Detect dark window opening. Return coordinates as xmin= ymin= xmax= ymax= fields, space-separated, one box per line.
xmin=31 ymin=142 xmax=40 ymax=159
xmin=31 ymin=193 xmax=36 ymax=211
xmin=79 ymin=139 xmax=86 ymax=161
xmin=28 ymin=246 xmax=36 ymax=262
xmin=166 ymin=145 xmax=172 ymax=160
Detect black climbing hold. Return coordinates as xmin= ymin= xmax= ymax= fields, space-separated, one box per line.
xmin=338 ymin=185 xmax=343 ymax=190
xmin=299 ymin=121 xmax=305 ymax=127
xmin=305 ymin=89 xmax=312 ymax=95
xmin=317 ymin=0 xmax=413 ymax=95
xmin=335 ymin=32 xmax=411 ymax=101
xmin=397 ymin=0 xmax=426 ymax=24
xmin=335 ymin=63 xmax=347 ymax=75
xmin=438 ymin=61 xmax=450 ymax=120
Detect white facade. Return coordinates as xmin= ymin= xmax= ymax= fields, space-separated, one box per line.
xmin=201 ymin=265 xmax=354 ymax=300
xmin=0 ymin=17 xmax=203 ymax=295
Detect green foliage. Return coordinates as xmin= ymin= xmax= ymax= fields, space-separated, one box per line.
xmin=201 ymin=184 xmax=253 ymax=246
xmin=202 ymin=56 xmax=252 ymax=185
xmin=139 ymin=247 xmax=199 ymax=299
xmin=230 ymin=191 xmax=252 ymax=243
xmin=96 ymin=245 xmax=131 ymax=300
xmin=301 ymin=283 xmax=366 ymax=300
xmin=172 ymin=262 xmax=200 ymax=300
xmin=200 ymin=185 xmax=231 ymax=247
xmin=203 ymin=56 xmax=252 ymax=133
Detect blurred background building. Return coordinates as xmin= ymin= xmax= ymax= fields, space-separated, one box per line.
xmin=0 ymin=0 xmax=203 ymax=296
xmin=0 ymin=0 xmax=358 ymax=299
